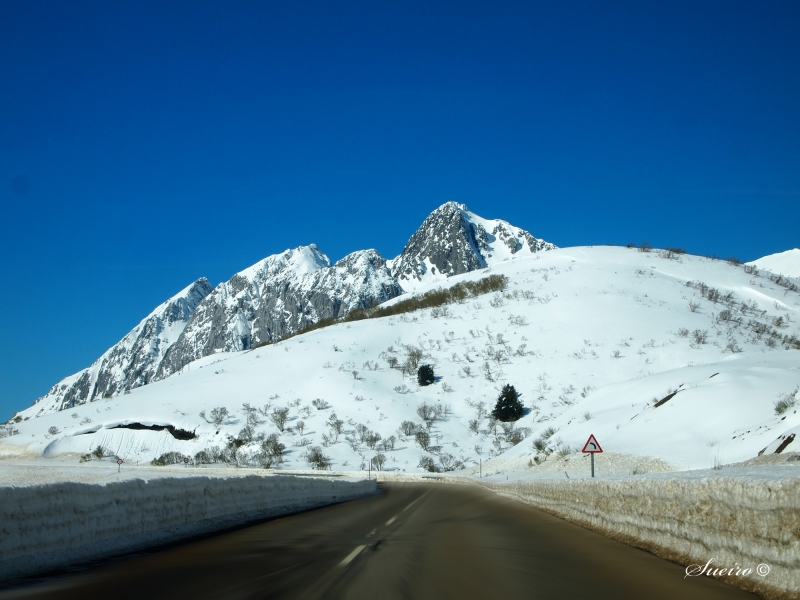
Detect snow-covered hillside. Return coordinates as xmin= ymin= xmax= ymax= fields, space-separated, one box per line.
xmin=18 ymin=203 xmax=554 ymax=416
xmin=4 ymin=246 xmax=799 ymax=473
xmin=748 ymin=248 xmax=800 ymax=279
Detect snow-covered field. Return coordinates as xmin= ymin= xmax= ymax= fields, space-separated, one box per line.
xmin=3 ymin=246 xmax=799 ymax=476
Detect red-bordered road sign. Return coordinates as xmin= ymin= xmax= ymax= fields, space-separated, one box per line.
xmin=183 ymin=457 xmax=189 ymax=464
xmin=116 ymin=458 xmax=124 ymax=465
xmin=582 ymin=434 xmax=603 ymax=453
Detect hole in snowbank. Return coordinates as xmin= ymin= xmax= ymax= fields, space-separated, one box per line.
xmin=107 ymin=423 xmax=197 ymax=440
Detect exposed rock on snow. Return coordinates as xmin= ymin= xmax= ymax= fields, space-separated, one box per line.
xmin=23 ymin=279 xmax=212 ymax=416
xmin=391 ymin=201 xmax=555 ymax=291
xmin=154 ymin=246 xmax=403 ymax=379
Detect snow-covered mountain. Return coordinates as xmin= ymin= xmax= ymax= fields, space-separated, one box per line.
xmin=391 ymin=201 xmax=556 ymax=291
xmin=5 ymin=246 xmax=798 ymax=474
xmin=748 ymin=249 xmax=800 ymax=279
xmin=153 ymin=246 xmax=403 ymax=380
xmin=25 ymin=279 xmax=213 ymax=417
xmin=18 ymin=203 xmax=552 ymax=416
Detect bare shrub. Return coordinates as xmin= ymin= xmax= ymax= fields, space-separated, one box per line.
xmin=371 ymin=452 xmax=386 ymax=471
xmin=775 ymin=387 xmax=799 ymax=415
xmin=269 ymin=407 xmax=290 ymax=431
xmin=418 ymin=455 xmax=437 ymax=472
xmin=305 ymin=446 xmax=332 ymax=470
xmin=201 ymin=407 xmax=229 ymax=426
xmin=399 ymin=420 xmax=420 ymax=436
xmin=415 ymin=430 xmax=431 ymax=451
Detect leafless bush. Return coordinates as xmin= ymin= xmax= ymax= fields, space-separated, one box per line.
xmin=365 ymin=431 xmax=382 ymax=449
xmin=439 ymin=453 xmax=463 ymax=471
xmin=312 ymin=398 xmax=330 ymax=410
xmin=371 ymin=452 xmax=387 ymax=470
xmin=415 ymin=430 xmax=431 ymax=451
xmin=269 ymin=407 xmax=290 ymax=431
xmin=200 ymin=406 xmax=229 ymax=426
xmin=774 ymin=386 xmax=798 ymax=415
xmin=0 ymin=425 xmax=20 ymax=438
xmin=416 ymin=403 xmax=436 ymax=428
xmin=305 ymin=446 xmax=332 ymax=470
xmin=399 ymin=420 xmax=420 ymax=436
xmin=418 ymin=455 xmax=437 ymax=472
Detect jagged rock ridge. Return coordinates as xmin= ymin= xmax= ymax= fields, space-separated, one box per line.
xmin=154 ymin=246 xmax=402 ymax=380
xmin=390 ymin=201 xmax=556 ymax=291
xmin=27 ymin=279 xmax=213 ymax=416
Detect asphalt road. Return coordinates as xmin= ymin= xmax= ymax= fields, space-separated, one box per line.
xmin=2 ymin=483 xmax=755 ymax=599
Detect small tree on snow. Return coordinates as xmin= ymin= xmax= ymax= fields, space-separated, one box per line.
xmin=417 ymin=364 xmax=435 ymax=386
xmin=491 ymin=384 xmax=523 ymax=422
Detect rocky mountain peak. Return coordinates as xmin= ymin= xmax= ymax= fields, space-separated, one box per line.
xmin=391 ymin=202 xmax=555 ymax=291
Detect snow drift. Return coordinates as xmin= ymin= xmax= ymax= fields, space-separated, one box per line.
xmin=0 ymin=474 xmax=376 ymax=583
xmin=472 ymin=472 xmax=800 ymax=599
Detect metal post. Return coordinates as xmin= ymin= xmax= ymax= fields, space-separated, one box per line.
xmin=591 ymin=453 xmax=595 ymax=478
xmin=479 ymin=459 xmax=482 ymax=478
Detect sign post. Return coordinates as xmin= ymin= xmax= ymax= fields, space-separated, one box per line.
xmin=116 ymin=458 xmax=123 ymax=473
xmin=581 ymin=434 xmax=603 ymax=478
xmin=183 ymin=456 xmax=189 ymax=467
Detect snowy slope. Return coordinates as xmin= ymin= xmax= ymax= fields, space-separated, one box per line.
xmin=19 ymin=279 xmax=212 ymax=417
xmin=17 ymin=203 xmax=548 ymax=416
xmin=390 ymin=201 xmax=555 ymax=291
xmin=748 ymin=248 xmax=800 ymax=279
xmin=4 ymin=247 xmax=799 ymax=473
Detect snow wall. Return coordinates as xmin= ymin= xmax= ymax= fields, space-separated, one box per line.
xmin=0 ymin=475 xmax=376 ymax=583
xmin=470 ymin=476 xmax=799 ymax=600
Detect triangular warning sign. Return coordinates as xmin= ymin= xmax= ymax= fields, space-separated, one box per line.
xmin=582 ymin=434 xmax=603 ymax=453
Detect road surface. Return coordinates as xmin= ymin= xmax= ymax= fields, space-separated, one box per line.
xmin=1 ymin=482 xmax=755 ymax=599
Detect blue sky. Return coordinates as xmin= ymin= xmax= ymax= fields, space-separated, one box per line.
xmin=1 ymin=1 xmax=799 ymax=419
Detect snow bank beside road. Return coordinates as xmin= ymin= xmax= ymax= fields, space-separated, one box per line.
xmin=0 ymin=474 xmax=376 ymax=583
xmin=474 ymin=473 xmax=799 ymax=599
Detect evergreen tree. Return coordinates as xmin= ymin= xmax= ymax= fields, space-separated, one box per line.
xmin=491 ymin=384 xmax=523 ymax=422
xmin=417 ymin=364 xmax=435 ymax=386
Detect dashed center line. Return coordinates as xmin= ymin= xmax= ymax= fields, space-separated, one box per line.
xmin=386 ymin=515 xmax=397 ymax=525
xmin=340 ymin=545 xmax=366 ymax=567
xmin=366 ymin=528 xmax=376 ymax=537
xmin=403 ymin=491 xmax=430 ymax=512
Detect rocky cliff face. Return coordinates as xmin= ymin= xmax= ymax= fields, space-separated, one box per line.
xmin=390 ymin=202 xmax=556 ymax=291
xmin=23 ymin=202 xmax=554 ymax=415
xmin=24 ymin=278 xmax=213 ymax=416
xmin=154 ymin=246 xmax=402 ymax=380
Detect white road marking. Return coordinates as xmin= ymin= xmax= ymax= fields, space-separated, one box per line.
xmin=403 ymin=490 xmax=431 ymax=512
xmin=386 ymin=515 xmax=397 ymax=525
xmin=366 ymin=528 xmax=376 ymax=537
xmin=340 ymin=545 xmax=366 ymax=567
